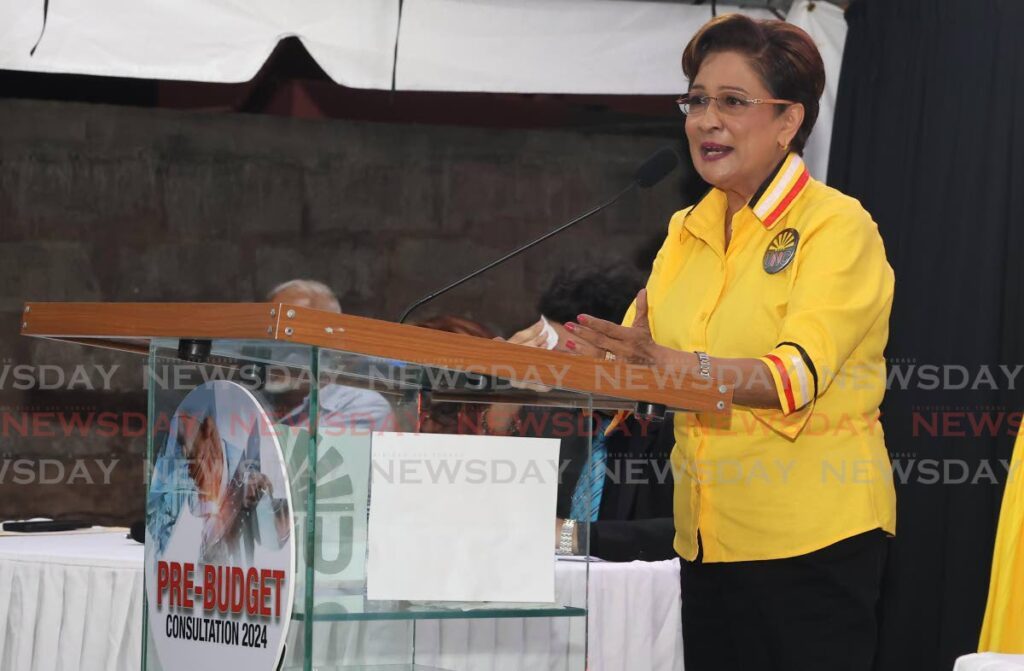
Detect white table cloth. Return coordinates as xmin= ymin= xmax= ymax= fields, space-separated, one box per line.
xmin=0 ymin=531 xmax=682 ymax=671
xmin=0 ymin=530 xmax=144 ymax=671
xmin=955 ymin=653 xmax=1024 ymax=671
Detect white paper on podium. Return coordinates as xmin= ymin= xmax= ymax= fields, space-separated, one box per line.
xmin=366 ymin=432 xmax=561 ymax=603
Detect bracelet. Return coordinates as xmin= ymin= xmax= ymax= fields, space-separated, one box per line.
xmin=557 ymin=519 xmax=576 ymax=556
xmin=695 ymin=351 xmax=712 ymax=379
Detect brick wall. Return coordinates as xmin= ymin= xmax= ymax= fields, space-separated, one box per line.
xmin=0 ymin=98 xmax=690 ymax=523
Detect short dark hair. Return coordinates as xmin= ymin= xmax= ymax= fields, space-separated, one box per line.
xmin=415 ymin=315 xmax=498 ymax=339
xmin=682 ymin=14 xmax=825 ymax=155
xmin=538 ymin=263 xmax=645 ymax=324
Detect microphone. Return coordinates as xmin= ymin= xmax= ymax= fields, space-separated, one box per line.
xmin=398 ymin=146 xmax=679 ymax=323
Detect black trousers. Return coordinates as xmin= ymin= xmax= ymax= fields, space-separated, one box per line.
xmin=680 ymin=529 xmax=888 ymax=671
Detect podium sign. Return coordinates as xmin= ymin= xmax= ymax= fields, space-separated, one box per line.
xmin=145 ymin=381 xmax=296 ymax=670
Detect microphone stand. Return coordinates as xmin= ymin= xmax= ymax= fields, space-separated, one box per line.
xmin=398 ymin=182 xmax=637 ymax=324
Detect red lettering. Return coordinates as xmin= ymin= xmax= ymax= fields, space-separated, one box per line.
xmin=203 ymin=564 xmax=216 ymax=610
xmin=230 ymin=567 xmax=245 ymax=614
xmin=122 ymin=412 xmax=147 ymax=438
xmin=551 ymin=411 xmax=574 ymax=438
xmin=967 ymin=412 xmax=1003 ymax=437
xmin=912 ymin=411 xmax=939 ymax=438
xmin=259 ymin=569 xmax=272 ymax=617
xmin=806 ymin=413 xmax=829 ymax=437
xmin=943 ymin=412 xmax=966 ymax=438
xmin=182 ymin=563 xmax=195 ymax=608
xmin=862 ymin=412 xmax=881 ymax=435
xmin=633 ymin=416 xmax=654 ymax=438
xmin=58 ymin=412 xmax=93 ymax=437
xmin=195 ymin=563 xmax=289 ymax=617
xmin=230 ymin=414 xmax=254 ymax=445
xmin=272 ymin=570 xmax=285 ymax=617
xmin=457 ymin=412 xmax=484 ymax=434
xmin=738 ymin=413 xmax=762 ymax=437
xmin=216 ymin=566 xmax=230 ymax=614
xmin=1009 ymin=412 xmax=1022 ymax=435
xmin=517 ymin=412 xmax=547 ymax=436
xmin=246 ymin=567 xmax=260 ymax=615
xmin=833 ymin=414 xmax=856 ymax=436
xmin=32 ymin=412 xmax=56 ymax=438
xmin=157 ymin=561 xmax=169 ymax=607
xmin=3 ymin=412 xmax=29 ymax=437
xmin=169 ymin=562 xmax=182 ymax=607
xmin=578 ymin=413 xmax=594 ymax=438
xmin=96 ymin=412 xmax=119 ymax=437
xmin=152 ymin=412 xmax=172 ymax=436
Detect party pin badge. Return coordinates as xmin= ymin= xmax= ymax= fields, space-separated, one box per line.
xmin=763 ymin=228 xmax=799 ymax=274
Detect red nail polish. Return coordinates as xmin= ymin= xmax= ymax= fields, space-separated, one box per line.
xmin=566 ymin=340 xmax=577 ymax=350
xmin=577 ymin=315 xmax=588 ymax=324
xmin=565 ymin=322 xmax=576 ymax=332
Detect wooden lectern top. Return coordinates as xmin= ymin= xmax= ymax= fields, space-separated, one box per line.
xmin=19 ymin=302 xmax=732 ymax=414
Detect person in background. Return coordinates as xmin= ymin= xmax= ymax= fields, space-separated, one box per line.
xmin=414 ymin=315 xmax=520 ymax=435
xmin=509 ymin=263 xmax=676 ymax=561
xmin=562 ymin=15 xmax=895 ymax=671
xmin=269 ymin=278 xmax=343 ymax=313
xmin=268 ymin=279 xmax=395 ymax=432
xmin=415 ymin=314 xmax=498 ymax=340
xmin=508 ymin=263 xmax=645 ymax=351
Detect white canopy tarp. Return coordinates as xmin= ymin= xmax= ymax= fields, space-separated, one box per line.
xmin=395 ymin=0 xmax=771 ymax=94
xmin=786 ymin=0 xmax=847 ymax=179
xmin=0 ymin=0 xmax=401 ymax=87
xmin=0 ymin=1 xmax=839 ymax=92
xmin=0 ymin=0 xmax=843 ymax=174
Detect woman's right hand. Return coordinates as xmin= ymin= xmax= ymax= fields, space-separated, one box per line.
xmin=507 ymin=318 xmax=550 ymax=349
xmin=500 ymin=318 xmax=555 ymax=392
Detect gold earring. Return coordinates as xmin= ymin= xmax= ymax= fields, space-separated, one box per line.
xmin=778 ymin=139 xmax=789 ymax=150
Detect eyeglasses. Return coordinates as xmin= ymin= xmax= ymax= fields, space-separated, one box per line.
xmin=676 ymin=94 xmax=795 ymax=117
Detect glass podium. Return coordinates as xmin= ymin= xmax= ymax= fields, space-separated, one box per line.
xmin=19 ymin=302 xmax=732 ymax=671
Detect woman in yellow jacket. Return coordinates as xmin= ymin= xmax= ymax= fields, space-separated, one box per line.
xmin=563 ymin=14 xmax=896 ymax=671
xmin=979 ymin=428 xmax=1024 ymax=652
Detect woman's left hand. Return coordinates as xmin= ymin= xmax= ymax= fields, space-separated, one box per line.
xmin=564 ymin=289 xmax=684 ymax=367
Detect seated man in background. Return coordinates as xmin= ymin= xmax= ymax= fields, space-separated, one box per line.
xmin=269 ymin=277 xmax=344 ymax=313
xmin=267 ymin=279 xmax=395 ymax=432
xmin=510 ymin=264 xmax=676 ymax=562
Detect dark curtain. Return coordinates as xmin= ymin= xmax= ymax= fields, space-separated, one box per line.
xmin=828 ymin=1 xmax=1024 ymax=670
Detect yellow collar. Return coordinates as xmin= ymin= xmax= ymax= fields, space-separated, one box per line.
xmin=748 ymin=153 xmax=811 ymax=229
xmin=685 ymin=152 xmax=812 ymax=235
